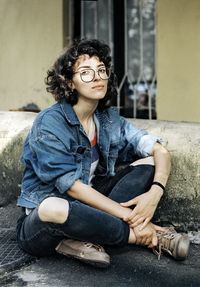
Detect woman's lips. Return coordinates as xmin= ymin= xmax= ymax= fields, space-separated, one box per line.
xmin=92 ymin=85 xmax=104 ymax=89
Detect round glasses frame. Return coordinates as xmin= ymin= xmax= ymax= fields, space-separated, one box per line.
xmin=73 ymin=68 xmax=111 ymax=83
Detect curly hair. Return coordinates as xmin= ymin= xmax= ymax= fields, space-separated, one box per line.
xmin=45 ymin=39 xmax=118 ymax=111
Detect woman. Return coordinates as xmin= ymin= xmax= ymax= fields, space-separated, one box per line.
xmin=16 ymin=39 xmax=189 ymax=267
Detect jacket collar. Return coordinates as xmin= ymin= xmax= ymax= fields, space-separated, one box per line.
xmin=59 ymin=99 xmax=112 ymax=127
xmin=95 ymin=108 xmax=112 ymax=128
xmin=59 ymin=99 xmax=80 ymax=125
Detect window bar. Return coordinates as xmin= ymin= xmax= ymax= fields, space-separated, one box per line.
xmin=124 ymin=0 xmax=128 ymax=78
xmin=117 ymin=77 xmax=125 ymax=113
xmin=67 ymin=0 xmax=73 ymax=46
xmin=94 ymin=1 xmax=98 ymax=39
xmin=134 ymin=0 xmax=145 ymax=119
xmin=108 ymin=0 xmax=113 ymax=55
xmin=149 ymin=1 xmax=158 ymax=120
xmin=149 ymin=74 xmax=156 ymax=119
xmin=117 ymin=0 xmax=128 ymax=113
xmin=81 ymin=1 xmax=85 ymax=38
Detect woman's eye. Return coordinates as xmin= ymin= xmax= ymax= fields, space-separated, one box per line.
xmin=81 ymin=70 xmax=90 ymax=75
xmin=99 ymin=68 xmax=106 ymax=73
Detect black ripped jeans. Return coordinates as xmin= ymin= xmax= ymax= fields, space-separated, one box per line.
xmin=16 ymin=164 xmax=155 ymax=257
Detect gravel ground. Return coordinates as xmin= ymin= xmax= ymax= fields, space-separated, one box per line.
xmin=0 ymin=201 xmax=199 ymax=287
xmin=0 ymin=202 xmax=21 ymax=228
xmin=0 ymin=243 xmax=199 ymax=287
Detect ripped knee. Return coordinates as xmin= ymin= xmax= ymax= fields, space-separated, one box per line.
xmin=38 ymin=197 xmax=69 ymax=224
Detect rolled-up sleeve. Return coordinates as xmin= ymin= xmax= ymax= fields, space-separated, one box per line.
xmin=28 ymin=132 xmax=81 ymax=193
xmin=55 ymin=169 xmax=81 ymax=193
xmin=118 ymin=116 xmax=162 ymax=161
xmin=136 ymin=134 xmax=162 ymax=158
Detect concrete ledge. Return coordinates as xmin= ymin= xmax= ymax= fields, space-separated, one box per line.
xmin=129 ymin=119 xmax=200 ymax=231
xmin=0 ymin=112 xmax=199 ymax=231
xmin=0 ymin=112 xmax=36 ymax=206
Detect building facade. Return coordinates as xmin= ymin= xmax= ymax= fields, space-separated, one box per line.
xmin=0 ymin=0 xmax=199 ymax=122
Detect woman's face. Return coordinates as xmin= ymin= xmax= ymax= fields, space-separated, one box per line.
xmin=70 ymin=54 xmax=108 ymax=103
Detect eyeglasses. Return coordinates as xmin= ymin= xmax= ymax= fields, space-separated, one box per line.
xmin=73 ymin=67 xmax=111 ymax=83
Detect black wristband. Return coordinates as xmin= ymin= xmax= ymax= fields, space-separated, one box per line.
xmin=152 ymin=181 xmax=165 ymax=192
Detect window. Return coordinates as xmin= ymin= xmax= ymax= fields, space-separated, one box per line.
xmin=69 ymin=0 xmax=157 ymax=119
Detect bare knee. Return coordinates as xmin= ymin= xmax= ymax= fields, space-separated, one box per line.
xmin=130 ymin=156 xmax=154 ymax=167
xmin=38 ymin=197 xmax=69 ymax=224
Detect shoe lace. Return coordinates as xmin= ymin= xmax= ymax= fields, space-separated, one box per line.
xmin=153 ymin=227 xmax=176 ymax=260
xmin=84 ymin=242 xmax=104 ymax=252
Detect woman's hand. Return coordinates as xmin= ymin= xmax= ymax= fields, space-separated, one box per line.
xmin=120 ymin=186 xmax=163 ymax=230
xmin=133 ymin=222 xmax=165 ymax=247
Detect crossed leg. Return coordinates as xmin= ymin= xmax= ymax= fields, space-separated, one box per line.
xmin=17 ymin=156 xmax=189 ymax=263
xmin=37 ymin=157 xmax=155 ymax=245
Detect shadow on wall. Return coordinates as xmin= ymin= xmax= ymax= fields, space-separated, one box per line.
xmin=10 ymin=103 xmax=40 ymax=113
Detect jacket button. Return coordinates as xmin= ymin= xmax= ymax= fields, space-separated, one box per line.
xmin=77 ymin=147 xmax=85 ymax=154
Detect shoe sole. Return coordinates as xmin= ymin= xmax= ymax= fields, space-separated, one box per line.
xmin=56 ymin=241 xmax=110 ymax=268
xmin=58 ymin=252 xmax=110 ymax=268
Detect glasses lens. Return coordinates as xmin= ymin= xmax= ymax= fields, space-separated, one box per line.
xmin=80 ymin=69 xmax=94 ymax=82
xmin=98 ymin=68 xmax=111 ymax=80
xmin=79 ymin=68 xmax=111 ymax=82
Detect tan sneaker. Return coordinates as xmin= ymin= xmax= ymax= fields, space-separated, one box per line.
xmin=56 ymin=239 xmax=110 ymax=268
xmin=153 ymin=227 xmax=190 ymax=260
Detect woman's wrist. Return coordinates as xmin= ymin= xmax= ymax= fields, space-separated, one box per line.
xmin=120 ymin=205 xmax=132 ymax=219
xmin=152 ymin=181 xmax=165 ymax=192
xmin=149 ymin=185 xmax=163 ymax=199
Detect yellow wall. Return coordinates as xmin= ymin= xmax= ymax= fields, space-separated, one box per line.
xmin=157 ymin=0 xmax=200 ymax=122
xmin=0 ymin=0 xmax=63 ymax=111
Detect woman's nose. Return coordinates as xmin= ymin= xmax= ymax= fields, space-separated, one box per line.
xmin=93 ymin=70 xmax=101 ymax=81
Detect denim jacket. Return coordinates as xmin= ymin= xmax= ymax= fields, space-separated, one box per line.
xmin=17 ymin=99 xmax=161 ymax=208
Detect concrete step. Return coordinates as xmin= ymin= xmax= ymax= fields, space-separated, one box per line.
xmin=0 ymin=111 xmax=35 ymax=206
xmin=130 ymin=119 xmax=200 ymax=231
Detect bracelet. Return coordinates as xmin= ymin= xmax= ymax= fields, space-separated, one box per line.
xmin=152 ymin=181 xmax=165 ymax=192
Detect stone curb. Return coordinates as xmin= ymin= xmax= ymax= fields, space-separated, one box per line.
xmin=0 ymin=112 xmax=199 ymax=231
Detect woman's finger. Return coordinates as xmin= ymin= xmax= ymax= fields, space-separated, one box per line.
xmin=127 ymin=214 xmax=140 ymax=224
xmin=130 ymin=217 xmax=145 ymax=228
xmin=120 ymin=198 xmax=137 ymax=207
xmin=138 ymin=218 xmax=150 ymax=231
xmin=148 ymin=243 xmax=154 ymax=248
xmin=153 ymin=224 xmax=166 ymax=233
xmin=123 ymin=206 xmax=140 ymax=222
xmin=126 ymin=206 xmax=141 ymax=221
xmin=144 ymin=237 xmax=151 ymax=246
xmin=151 ymin=231 xmax=158 ymax=247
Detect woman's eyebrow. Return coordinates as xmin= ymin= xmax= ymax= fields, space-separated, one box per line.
xmin=77 ymin=65 xmax=90 ymax=70
xmin=77 ymin=64 xmax=105 ymax=70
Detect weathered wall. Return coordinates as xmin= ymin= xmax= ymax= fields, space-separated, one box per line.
xmin=0 ymin=112 xmax=36 ymax=206
xmin=156 ymin=0 xmax=200 ymax=122
xmin=0 ymin=112 xmax=199 ymax=231
xmin=0 ymin=0 xmax=63 ymax=111
xmin=1 ymin=0 xmax=200 ymax=123
xmin=131 ymin=119 xmax=200 ymax=231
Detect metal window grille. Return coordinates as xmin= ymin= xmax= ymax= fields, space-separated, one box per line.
xmin=125 ymin=0 xmax=157 ymax=119
xmin=80 ymin=0 xmax=114 ymax=53
xmin=71 ymin=0 xmax=157 ymax=119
